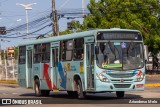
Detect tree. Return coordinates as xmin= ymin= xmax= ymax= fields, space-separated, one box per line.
xmin=68 ymin=20 xmax=87 ymax=31
xmin=0 ymin=47 xmax=18 ymax=60
xmin=1 ymin=50 xmax=7 ymax=60
xmin=50 ymin=20 xmax=87 ymax=36
xmin=83 ymin=0 xmax=160 ymax=54
xmin=14 ymin=47 xmax=18 ymax=60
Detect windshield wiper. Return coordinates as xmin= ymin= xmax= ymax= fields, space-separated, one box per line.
xmin=127 ymin=41 xmax=134 ymax=57
xmin=108 ymin=41 xmax=116 ymax=59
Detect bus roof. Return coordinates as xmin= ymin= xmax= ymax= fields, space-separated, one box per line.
xmin=18 ymin=28 xmax=140 ymax=46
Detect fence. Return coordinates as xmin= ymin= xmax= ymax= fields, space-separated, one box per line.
xmin=0 ymin=59 xmax=17 ymax=80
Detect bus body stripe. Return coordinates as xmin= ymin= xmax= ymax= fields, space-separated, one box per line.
xmin=43 ymin=63 xmax=57 ymax=90
xmin=58 ymin=62 xmax=66 ymax=89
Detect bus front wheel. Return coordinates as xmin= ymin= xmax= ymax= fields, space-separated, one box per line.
xmin=76 ymin=80 xmax=86 ymax=99
xmin=116 ymin=91 xmax=125 ymax=98
xmin=67 ymin=91 xmax=77 ymax=97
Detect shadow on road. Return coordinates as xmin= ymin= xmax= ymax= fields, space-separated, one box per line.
xmin=19 ymin=92 xmax=142 ymax=100
xmin=19 ymin=93 xmax=36 ymax=97
xmin=18 ymin=92 xmax=143 ymax=104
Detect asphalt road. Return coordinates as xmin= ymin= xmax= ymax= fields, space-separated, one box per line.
xmin=0 ymin=76 xmax=159 ymax=106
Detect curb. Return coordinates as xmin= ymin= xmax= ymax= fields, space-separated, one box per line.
xmin=0 ymin=81 xmax=159 ymax=87
xmin=145 ymin=84 xmax=160 ymax=87
xmin=0 ymin=80 xmax=17 ymax=84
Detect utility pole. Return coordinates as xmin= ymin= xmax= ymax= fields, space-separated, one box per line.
xmin=4 ymin=50 xmax=8 ymax=80
xmin=82 ymin=0 xmax=85 ymax=17
xmin=12 ymin=55 xmax=15 ymax=80
xmin=52 ymin=0 xmax=59 ymax=36
xmin=16 ymin=3 xmax=36 ymax=39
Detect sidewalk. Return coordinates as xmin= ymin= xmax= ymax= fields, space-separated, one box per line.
xmin=146 ymin=74 xmax=160 ymax=78
xmin=145 ymin=74 xmax=160 ymax=87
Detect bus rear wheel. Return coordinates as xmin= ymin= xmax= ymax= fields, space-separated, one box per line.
xmin=116 ymin=91 xmax=125 ymax=98
xmin=34 ymin=79 xmax=50 ymax=97
xmin=41 ymin=90 xmax=50 ymax=96
xmin=34 ymin=79 xmax=41 ymax=96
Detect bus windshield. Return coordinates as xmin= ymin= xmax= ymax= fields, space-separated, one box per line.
xmin=96 ymin=42 xmax=144 ymax=70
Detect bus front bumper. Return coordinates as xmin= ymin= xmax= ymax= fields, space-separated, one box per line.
xmin=94 ymin=80 xmax=145 ymax=92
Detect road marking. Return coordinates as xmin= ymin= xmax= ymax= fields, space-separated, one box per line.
xmin=145 ymin=83 xmax=160 ymax=87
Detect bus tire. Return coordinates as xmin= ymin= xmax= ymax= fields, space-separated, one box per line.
xmin=116 ymin=91 xmax=125 ymax=98
xmin=34 ymin=79 xmax=50 ymax=97
xmin=76 ymin=80 xmax=86 ymax=99
xmin=34 ymin=79 xmax=41 ymax=97
xmin=67 ymin=91 xmax=77 ymax=97
xmin=41 ymin=90 xmax=50 ymax=97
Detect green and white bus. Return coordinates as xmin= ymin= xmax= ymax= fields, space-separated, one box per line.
xmin=18 ymin=28 xmax=145 ymax=98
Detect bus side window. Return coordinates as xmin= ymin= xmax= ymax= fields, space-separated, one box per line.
xmin=41 ymin=43 xmax=50 ymax=63
xmin=19 ymin=46 xmax=26 ymax=64
xmin=61 ymin=41 xmax=67 ymax=61
xmin=34 ymin=44 xmax=41 ymax=63
xmin=61 ymin=40 xmax=73 ymax=61
xmin=73 ymin=38 xmax=84 ymax=60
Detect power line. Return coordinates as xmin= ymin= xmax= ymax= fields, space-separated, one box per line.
xmin=3 ymin=8 xmax=90 ymax=39
xmin=3 ymin=23 xmax=52 ymax=38
xmin=4 ymin=9 xmax=88 ymax=36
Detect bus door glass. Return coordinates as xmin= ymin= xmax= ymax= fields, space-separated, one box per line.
xmin=52 ymin=47 xmax=59 ymax=89
xmin=86 ymin=44 xmax=94 ymax=89
xmin=27 ymin=50 xmax=33 ymax=88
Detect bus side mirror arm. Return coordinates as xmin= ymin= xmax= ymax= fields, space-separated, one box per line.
xmin=95 ymin=46 xmax=99 ymax=54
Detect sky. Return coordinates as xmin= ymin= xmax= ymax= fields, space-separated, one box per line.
xmin=0 ymin=0 xmax=90 ymax=49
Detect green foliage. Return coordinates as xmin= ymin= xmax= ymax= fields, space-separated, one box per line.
xmin=48 ymin=33 xmax=54 ymax=37
xmin=14 ymin=47 xmax=18 ymax=60
xmin=59 ymin=29 xmax=74 ymax=35
xmin=1 ymin=50 xmax=7 ymax=60
xmin=0 ymin=47 xmax=18 ymax=60
xmin=58 ymin=20 xmax=87 ymax=35
xmin=49 ymin=0 xmax=160 ymax=55
xmin=83 ymin=0 xmax=160 ymax=54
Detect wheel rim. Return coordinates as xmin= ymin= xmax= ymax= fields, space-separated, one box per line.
xmin=35 ymin=84 xmax=39 ymax=94
xmin=77 ymin=84 xmax=80 ymax=95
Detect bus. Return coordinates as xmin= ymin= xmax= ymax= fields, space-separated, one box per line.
xmin=18 ymin=28 xmax=145 ymax=99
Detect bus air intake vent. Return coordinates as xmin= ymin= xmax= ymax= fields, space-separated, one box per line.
xmin=114 ymin=84 xmax=131 ymax=88
xmin=108 ymin=73 xmax=136 ymax=78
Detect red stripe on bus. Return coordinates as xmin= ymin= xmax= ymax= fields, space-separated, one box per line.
xmin=43 ymin=63 xmax=57 ymax=90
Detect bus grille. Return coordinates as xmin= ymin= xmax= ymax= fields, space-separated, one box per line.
xmin=114 ymin=84 xmax=131 ymax=88
xmin=108 ymin=73 xmax=136 ymax=78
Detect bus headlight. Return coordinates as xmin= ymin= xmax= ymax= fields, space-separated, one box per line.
xmin=135 ymin=70 xmax=145 ymax=82
xmin=96 ymin=73 xmax=109 ymax=82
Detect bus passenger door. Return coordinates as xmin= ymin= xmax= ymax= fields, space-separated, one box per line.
xmin=86 ymin=44 xmax=95 ymax=89
xmin=27 ymin=50 xmax=33 ymax=88
xmin=51 ymin=48 xmax=59 ymax=89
